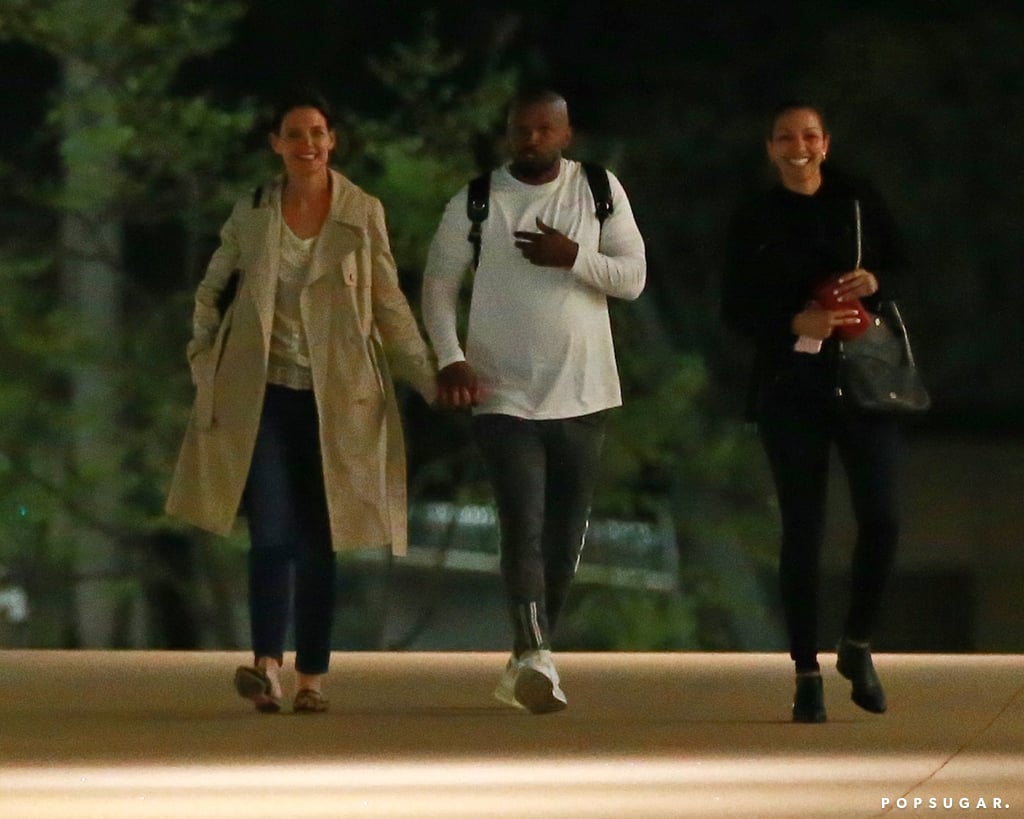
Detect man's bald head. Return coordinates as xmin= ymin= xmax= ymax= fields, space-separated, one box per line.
xmin=506 ymin=90 xmax=573 ymax=183
xmin=507 ymin=89 xmax=570 ymax=126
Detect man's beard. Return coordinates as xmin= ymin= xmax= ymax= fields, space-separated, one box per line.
xmin=510 ymin=152 xmax=559 ymax=179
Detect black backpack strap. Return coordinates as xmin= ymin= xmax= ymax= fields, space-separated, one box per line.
xmin=466 ymin=172 xmax=491 ymax=270
xmin=581 ymin=161 xmax=613 ymax=227
xmin=464 ymin=165 xmax=609 ymax=269
xmin=251 ymin=185 xmax=264 ymax=208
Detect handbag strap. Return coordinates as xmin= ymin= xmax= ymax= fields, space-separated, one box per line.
xmin=856 ymin=196 xmax=917 ymax=369
xmin=885 ymin=301 xmax=918 ymax=368
xmin=853 ymin=199 xmax=862 ymax=269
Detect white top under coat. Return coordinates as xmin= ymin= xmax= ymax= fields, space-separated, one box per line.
xmin=267 ymin=218 xmax=316 ymax=390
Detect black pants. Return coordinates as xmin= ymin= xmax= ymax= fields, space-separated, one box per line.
xmin=472 ymin=412 xmax=607 ymax=656
xmin=242 ymin=384 xmax=336 ymax=675
xmin=759 ymin=396 xmax=900 ymax=673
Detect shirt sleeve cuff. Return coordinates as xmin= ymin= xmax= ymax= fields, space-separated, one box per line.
xmin=436 ymin=350 xmax=467 ymax=369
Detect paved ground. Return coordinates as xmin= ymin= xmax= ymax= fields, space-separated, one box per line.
xmin=0 ymin=651 xmax=1021 ymax=818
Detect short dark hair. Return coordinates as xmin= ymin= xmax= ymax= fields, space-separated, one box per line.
xmin=269 ymin=88 xmax=335 ymax=134
xmin=767 ymin=100 xmax=828 ymax=139
xmin=508 ymin=88 xmax=569 ymax=119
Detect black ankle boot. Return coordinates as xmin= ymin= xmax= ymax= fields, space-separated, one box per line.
xmin=792 ymin=673 xmax=826 ymax=723
xmin=836 ymin=638 xmax=887 ymax=714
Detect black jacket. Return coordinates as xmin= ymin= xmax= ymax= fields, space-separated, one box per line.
xmin=721 ymin=167 xmax=907 ymax=418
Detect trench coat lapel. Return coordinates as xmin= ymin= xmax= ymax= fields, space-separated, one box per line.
xmin=246 ymin=182 xmax=281 ymax=347
xmin=304 ymin=170 xmax=366 ymax=289
xmin=306 ymin=221 xmax=364 ymax=288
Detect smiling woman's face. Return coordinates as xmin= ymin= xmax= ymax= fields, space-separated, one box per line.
xmin=766 ymin=107 xmax=830 ymax=194
xmin=270 ymin=106 xmax=336 ymax=180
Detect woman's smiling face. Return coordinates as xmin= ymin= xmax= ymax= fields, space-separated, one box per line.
xmin=270 ymin=106 xmax=336 ymax=179
xmin=766 ymin=107 xmax=830 ymax=194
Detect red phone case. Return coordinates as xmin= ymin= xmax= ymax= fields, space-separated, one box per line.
xmin=814 ymin=278 xmax=869 ymax=340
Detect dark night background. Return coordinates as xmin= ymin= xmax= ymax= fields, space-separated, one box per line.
xmin=184 ymin=0 xmax=1024 ymax=414
xmin=0 ymin=0 xmax=1021 ymax=652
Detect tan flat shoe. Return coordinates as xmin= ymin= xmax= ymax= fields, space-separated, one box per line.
xmin=293 ymin=688 xmax=329 ymax=714
xmin=234 ymin=666 xmax=281 ymax=714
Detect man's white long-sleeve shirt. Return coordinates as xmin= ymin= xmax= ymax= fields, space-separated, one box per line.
xmin=422 ymin=159 xmax=646 ymax=420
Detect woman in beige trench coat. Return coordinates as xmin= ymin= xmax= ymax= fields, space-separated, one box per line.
xmin=165 ymin=90 xmax=435 ymax=714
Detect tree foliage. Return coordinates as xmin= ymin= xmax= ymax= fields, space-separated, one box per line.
xmin=343 ymin=16 xmax=518 ymax=272
xmin=0 ymin=0 xmax=258 ymax=645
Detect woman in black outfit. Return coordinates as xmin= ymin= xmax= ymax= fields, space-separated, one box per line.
xmin=722 ymin=102 xmax=907 ymax=722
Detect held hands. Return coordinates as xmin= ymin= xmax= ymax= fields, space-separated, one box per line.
xmin=513 ymin=218 xmax=579 ymax=268
xmin=435 ymin=361 xmax=486 ymax=409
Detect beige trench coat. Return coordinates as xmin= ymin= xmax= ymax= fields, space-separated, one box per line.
xmin=165 ymin=170 xmax=435 ymax=555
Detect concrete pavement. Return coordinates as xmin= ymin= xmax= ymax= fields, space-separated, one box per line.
xmin=0 ymin=651 xmax=1021 ymax=817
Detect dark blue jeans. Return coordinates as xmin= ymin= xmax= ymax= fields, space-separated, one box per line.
xmin=472 ymin=412 xmax=607 ymax=656
xmin=759 ymin=394 xmax=901 ymax=673
xmin=242 ymin=384 xmax=336 ymax=675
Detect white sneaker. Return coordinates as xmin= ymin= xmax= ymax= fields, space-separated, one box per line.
xmin=493 ymin=655 xmax=527 ymax=710
xmin=513 ymin=649 xmax=568 ymax=714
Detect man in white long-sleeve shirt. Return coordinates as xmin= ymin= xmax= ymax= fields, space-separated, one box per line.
xmin=422 ymin=89 xmax=646 ymax=713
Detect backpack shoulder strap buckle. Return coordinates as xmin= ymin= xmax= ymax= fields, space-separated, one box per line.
xmin=466 ymin=171 xmax=491 ymax=270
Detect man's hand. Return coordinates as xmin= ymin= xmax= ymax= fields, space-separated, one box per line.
xmin=513 ymin=218 xmax=579 ymax=268
xmin=436 ymin=361 xmax=485 ymax=409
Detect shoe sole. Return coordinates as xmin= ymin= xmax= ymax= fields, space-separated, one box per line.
xmin=792 ymin=708 xmax=828 ymax=723
xmin=514 ymin=667 xmax=567 ymax=714
xmin=493 ymin=683 xmax=526 ymax=710
xmin=234 ymin=667 xmax=281 ymax=714
xmin=837 ymin=657 xmax=887 ymax=714
xmin=850 ymin=689 xmax=887 ymax=714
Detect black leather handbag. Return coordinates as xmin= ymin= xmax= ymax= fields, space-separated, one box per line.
xmin=837 ymin=199 xmax=930 ymax=414
xmin=838 ymin=300 xmax=931 ymax=414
